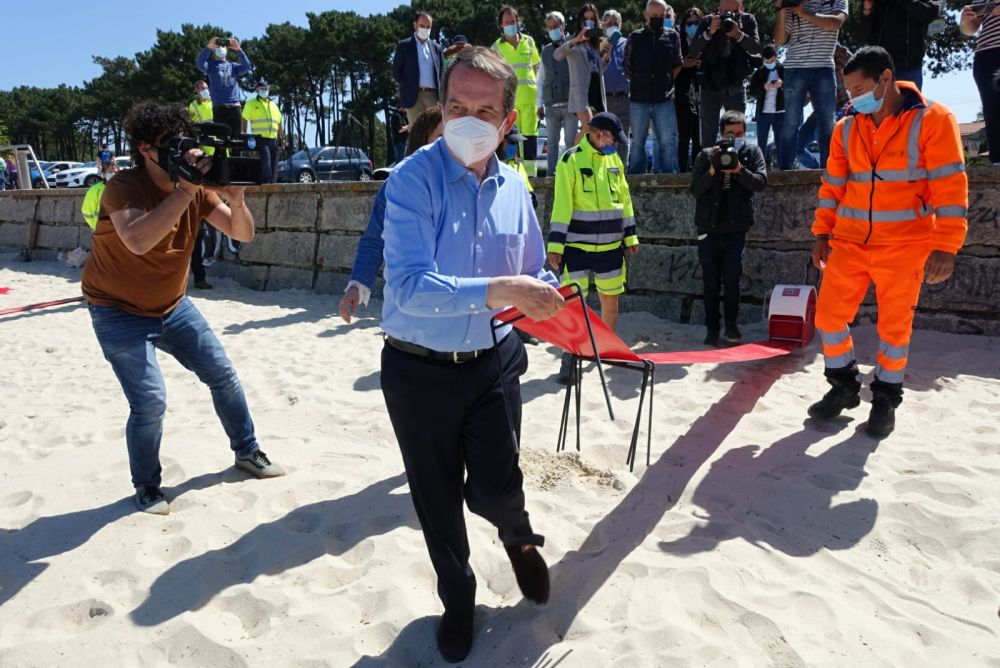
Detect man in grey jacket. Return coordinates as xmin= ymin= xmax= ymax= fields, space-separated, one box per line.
xmin=537 ymin=11 xmax=579 ymax=176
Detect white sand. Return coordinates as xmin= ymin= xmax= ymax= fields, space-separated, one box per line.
xmin=1 ymin=256 xmax=998 ymax=667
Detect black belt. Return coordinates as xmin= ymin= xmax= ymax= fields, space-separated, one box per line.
xmin=606 ymin=91 xmax=628 ymax=97
xmin=385 ymin=336 xmax=489 ymax=364
xmin=418 ymin=87 xmax=438 ymax=92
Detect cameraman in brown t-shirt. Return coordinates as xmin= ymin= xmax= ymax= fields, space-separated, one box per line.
xmin=82 ymin=101 xmax=285 ymax=515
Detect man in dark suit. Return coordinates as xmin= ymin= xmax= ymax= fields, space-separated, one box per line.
xmin=393 ymin=11 xmax=445 ymax=126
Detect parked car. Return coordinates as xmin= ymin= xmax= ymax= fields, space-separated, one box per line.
xmin=54 ymin=156 xmax=132 ymax=188
xmin=33 ymin=161 xmax=83 ymax=188
xmin=276 ymin=146 xmax=373 ymax=183
xmin=372 ymin=161 xmax=397 ymax=181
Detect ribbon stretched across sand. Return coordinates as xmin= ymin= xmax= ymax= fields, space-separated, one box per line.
xmin=0 ymin=296 xmax=85 ymax=317
xmin=0 ymin=287 xmax=11 ymax=296
xmin=495 ymin=288 xmax=798 ymax=366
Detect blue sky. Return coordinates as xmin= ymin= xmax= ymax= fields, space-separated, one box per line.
xmin=0 ymin=1 xmax=982 ymax=122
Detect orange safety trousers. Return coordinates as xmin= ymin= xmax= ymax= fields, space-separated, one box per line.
xmin=815 ymin=238 xmax=932 ymax=385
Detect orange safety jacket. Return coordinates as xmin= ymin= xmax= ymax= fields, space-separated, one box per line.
xmin=813 ymin=82 xmax=968 ymax=254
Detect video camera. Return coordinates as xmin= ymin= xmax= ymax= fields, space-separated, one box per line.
xmin=159 ymin=122 xmax=265 ymax=186
xmin=720 ymin=11 xmax=740 ymax=33
xmin=711 ymin=135 xmax=740 ymax=172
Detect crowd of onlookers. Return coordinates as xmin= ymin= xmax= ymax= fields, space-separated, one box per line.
xmin=391 ymin=0 xmax=1000 ymax=174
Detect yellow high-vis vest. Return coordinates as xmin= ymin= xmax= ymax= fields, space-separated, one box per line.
xmin=242 ymin=97 xmax=282 ymax=138
xmin=492 ymin=35 xmax=540 ymax=107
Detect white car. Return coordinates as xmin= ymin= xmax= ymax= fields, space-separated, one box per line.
xmin=54 ymin=156 xmax=132 ymax=188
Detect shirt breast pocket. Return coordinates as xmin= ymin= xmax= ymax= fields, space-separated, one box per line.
xmin=580 ymin=168 xmax=595 ymax=193
xmin=608 ymin=167 xmax=622 ymax=203
xmin=497 ymin=233 xmax=527 ymax=276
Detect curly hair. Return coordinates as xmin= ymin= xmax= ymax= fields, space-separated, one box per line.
xmin=123 ymin=101 xmax=191 ymax=168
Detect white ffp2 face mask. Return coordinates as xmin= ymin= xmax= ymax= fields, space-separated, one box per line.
xmin=444 ymin=116 xmax=505 ymax=166
xmin=416 ymin=27 xmax=431 ymax=40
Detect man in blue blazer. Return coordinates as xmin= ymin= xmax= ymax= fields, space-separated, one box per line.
xmin=393 ymin=11 xmax=445 ymax=126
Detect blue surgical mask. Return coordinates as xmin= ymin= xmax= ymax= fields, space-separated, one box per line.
xmin=257 ymin=89 xmax=269 ymax=99
xmin=734 ymin=137 xmax=745 ymax=150
xmin=600 ymin=144 xmax=617 ymax=155
xmin=503 ymin=24 xmax=518 ymax=37
xmin=685 ymin=24 xmax=698 ymax=38
xmin=214 ymin=47 xmax=227 ymax=59
xmin=198 ymin=88 xmax=210 ymax=100
xmin=584 ymin=20 xmax=596 ymax=29
xmin=549 ymin=28 xmax=564 ymax=41
xmin=764 ymin=61 xmax=777 ymax=70
xmin=850 ymin=80 xmax=886 ymax=115
xmin=663 ymin=18 xmax=675 ymax=29
xmin=505 ymin=143 xmax=519 ymax=160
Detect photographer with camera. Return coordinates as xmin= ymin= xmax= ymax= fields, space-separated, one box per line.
xmin=773 ymin=0 xmax=848 ymax=170
xmin=196 ymin=36 xmax=252 ymax=139
xmin=858 ymin=0 xmax=942 ymax=90
xmin=962 ymin=1 xmax=1000 ymax=163
xmin=748 ymin=44 xmax=785 ymax=165
xmin=82 ymin=102 xmax=284 ymax=515
xmin=688 ymin=0 xmax=762 ymax=147
xmin=690 ymin=110 xmax=767 ymax=347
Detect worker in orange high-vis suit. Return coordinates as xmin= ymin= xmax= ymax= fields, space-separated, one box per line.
xmin=808 ymin=46 xmax=968 ymax=438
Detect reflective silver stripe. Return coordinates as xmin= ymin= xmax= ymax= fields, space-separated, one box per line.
xmin=817 ymin=198 xmax=839 ymax=210
xmin=511 ymin=62 xmax=531 ymax=69
xmin=566 ymin=232 xmax=625 ymax=244
xmin=926 ymin=162 xmax=966 ymax=180
xmin=934 ymin=205 xmax=967 ymax=218
xmin=550 ymin=222 xmax=569 ymax=235
xmin=841 ymin=116 xmax=854 ymax=163
xmin=819 ymin=327 xmax=852 ymax=345
xmin=594 ymin=267 xmax=624 ymax=279
xmin=825 ymin=350 xmax=856 ymax=369
xmin=837 ymin=206 xmax=931 ymax=223
xmin=874 ymin=366 xmax=905 ymax=383
xmin=572 ymin=209 xmax=626 ymax=221
xmin=566 ymin=270 xmax=589 ymax=280
xmin=848 ymin=168 xmax=927 ymax=183
xmin=517 ymin=79 xmax=536 ymax=86
xmin=878 ymin=341 xmax=909 ymax=360
xmin=908 ymin=108 xmax=927 ymax=176
xmin=823 ymin=171 xmax=847 ymax=186
xmin=622 ymin=216 xmax=635 ymax=228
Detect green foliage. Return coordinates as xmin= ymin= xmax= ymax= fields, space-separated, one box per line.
xmin=0 ymin=0 xmax=978 ymax=164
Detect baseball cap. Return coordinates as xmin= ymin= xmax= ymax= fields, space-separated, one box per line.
xmin=589 ymin=112 xmax=628 ymax=145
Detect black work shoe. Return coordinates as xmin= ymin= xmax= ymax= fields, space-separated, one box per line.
xmin=808 ymin=371 xmax=862 ymax=420
xmin=556 ymin=352 xmax=577 ymax=385
xmin=704 ymin=330 xmax=720 ymax=347
xmin=722 ymin=323 xmax=742 ymax=345
xmin=436 ymin=609 xmax=474 ymax=663
xmin=505 ymin=544 xmax=550 ymax=604
xmin=865 ymin=380 xmax=903 ymax=438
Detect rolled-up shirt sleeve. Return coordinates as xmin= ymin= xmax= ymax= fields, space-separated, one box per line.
xmin=382 ymin=165 xmax=491 ymax=316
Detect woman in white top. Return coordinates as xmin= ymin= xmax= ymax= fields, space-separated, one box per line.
xmin=962 ymin=1 xmax=1000 ymax=163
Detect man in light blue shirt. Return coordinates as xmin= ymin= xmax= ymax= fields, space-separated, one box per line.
xmin=380 ymin=46 xmax=564 ymax=663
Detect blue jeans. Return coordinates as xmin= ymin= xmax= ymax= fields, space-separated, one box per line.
xmin=628 ymin=100 xmax=678 ymax=174
xmin=258 ymin=137 xmax=278 ymax=183
xmin=895 ymin=66 xmax=923 ymax=91
xmin=755 ymin=111 xmax=784 ymax=165
xmin=778 ymin=67 xmax=836 ymax=170
xmin=89 ymin=297 xmax=259 ymax=488
xmin=797 ymin=112 xmax=820 ymax=169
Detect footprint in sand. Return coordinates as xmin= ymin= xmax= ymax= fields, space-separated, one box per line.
xmin=26 ymin=598 xmax=116 ymax=633
xmin=0 ymin=491 xmax=34 ymax=509
xmin=204 ymin=590 xmax=279 ymax=638
xmin=153 ymin=623 xmax=248 ymax=667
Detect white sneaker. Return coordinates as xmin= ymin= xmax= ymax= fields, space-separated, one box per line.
xmin=235 ymin=450 xmax=286 ymax=478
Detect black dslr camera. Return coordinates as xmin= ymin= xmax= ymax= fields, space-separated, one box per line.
xmin=159 ymin=122 xmax=265 ymax=186
xmin=720 ymin=11 xmax=739 ymax=33
xmin=712 ymin=135 xmax=740 ymax=172
xmin=780 ymin=0 xmax=804 ymax=7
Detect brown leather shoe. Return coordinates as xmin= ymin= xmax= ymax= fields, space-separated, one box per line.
xmin=436 ymin=609 xmax=474 ymax=663
xmin=505 ymin=544 xmax=550 ymax=604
